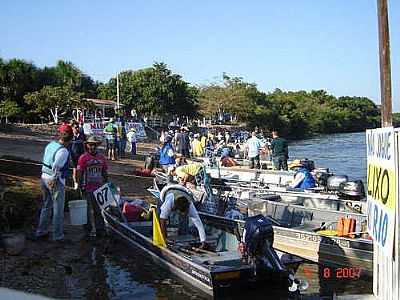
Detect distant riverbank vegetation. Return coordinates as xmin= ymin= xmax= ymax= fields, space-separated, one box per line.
xmin=0 ymin=57 xmax=382 ymax=139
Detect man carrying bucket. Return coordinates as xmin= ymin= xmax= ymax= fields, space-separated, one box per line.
xmin=77 ymin=135 xmax=108 ymax=237
xmin=32 ymin=124 xmax=73 ymax=244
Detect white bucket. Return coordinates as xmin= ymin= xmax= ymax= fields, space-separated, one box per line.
xmin=68 ymin=200 xmax=87 ymax=225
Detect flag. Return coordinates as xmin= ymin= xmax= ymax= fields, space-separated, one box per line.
xmin=152 ymin=207 xmax=167 ymax=247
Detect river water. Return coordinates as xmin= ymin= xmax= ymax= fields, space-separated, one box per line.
xmin=66 ymin=132 xmax=372 ymax=299
xmin=289 ymin=131 xmax=367 ymax=183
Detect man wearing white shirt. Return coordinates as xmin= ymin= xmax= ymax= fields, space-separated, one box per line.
xmin=159 ymin=192 xmax=206 ymax=248
xmin=245 ymin=131 xmax=265 ymax=169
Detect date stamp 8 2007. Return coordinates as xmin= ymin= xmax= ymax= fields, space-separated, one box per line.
xmin=303 ymin=266 xmax=364 ymax=281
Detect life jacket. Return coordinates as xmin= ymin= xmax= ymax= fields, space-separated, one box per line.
xmin=42 ymin=141 xmax=70 ymax=179
xmin=295 ymin=167 xmax=316 ymax=189
xmin=159 ymin=143 xmax=175 ymax=165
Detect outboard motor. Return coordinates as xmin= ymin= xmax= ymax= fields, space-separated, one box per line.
xmin=327 ymin=175 xmax=348 ymax=191
xmin=241 ymin=215 xmax=294 ymax=288
xmin=338 ymin=180 xmax=365 ymax=200
xmin=313 ymin=169 xmax=330 ymax=187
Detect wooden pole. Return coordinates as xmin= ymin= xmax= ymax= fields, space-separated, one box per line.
xmin=116 ymin=72 xmax=120 ymax=110
xmin=377 ymin=0 xmax=392 ymax=127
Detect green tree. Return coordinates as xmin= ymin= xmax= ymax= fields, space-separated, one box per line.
xmin=199 ymin=73 xmax=265 ymax=121
xmin=0 ymin=58 xmax=40 ymax=110
xmin=98 ymin=62 xmax=198 ymax=118
xmin=24 ymin=86 xmax=91 ymax=123
xmin=0 ymin=100 xmax=22 ymax=123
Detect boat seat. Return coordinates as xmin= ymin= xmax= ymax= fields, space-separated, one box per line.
xmin=291 ymin=223 xmax=320 ymax=232
xmin=192 ymin=250 xmax=243 ymax=268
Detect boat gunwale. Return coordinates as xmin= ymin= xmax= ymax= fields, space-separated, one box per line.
xmin=103 ymin=210 xmax=215 ymax=295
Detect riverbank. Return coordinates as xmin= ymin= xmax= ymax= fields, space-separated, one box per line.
xmin=0 ymin=126 xmax=373 ymax=299
xmin=0 ymin=126 xmax=180 ymax=299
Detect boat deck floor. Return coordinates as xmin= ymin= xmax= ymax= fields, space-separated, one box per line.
xmin=128 ymin=221 xmax=244 ymax=269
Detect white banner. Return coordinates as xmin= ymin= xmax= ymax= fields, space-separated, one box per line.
xmin=83 ymin=121 xmax=147 ymax=139
xmin=366 ymin=127 xmax=397 ymax=257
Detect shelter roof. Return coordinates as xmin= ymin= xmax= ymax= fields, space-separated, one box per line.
xmin=84 ymin=98 xmax=123 ymax=108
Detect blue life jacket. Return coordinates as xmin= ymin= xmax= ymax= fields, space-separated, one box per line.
xmin=159 ymin=143 xmax=175 ymax=165
xmin=295 ymin=167 xmax=316 ymax=189
xmin=42 ymin=141 xmax=70 ymax=179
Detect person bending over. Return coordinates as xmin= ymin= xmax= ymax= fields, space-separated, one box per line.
xmin=159 ymin=193 xmax=206 ymax=248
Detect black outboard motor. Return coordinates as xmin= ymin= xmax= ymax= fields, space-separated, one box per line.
xmin=313 ymin=168 xmax=330 ymax=187
xmin=242 ymin=215 xmax=293 ymax=288
xmin=327 ymin=175 xmax=348 ymax=191
xmin=338 ymin=180 xmax=365 ymax=200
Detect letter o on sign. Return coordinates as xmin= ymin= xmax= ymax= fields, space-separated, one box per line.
xmin=380 ymin=169 xmax=390 ymax=205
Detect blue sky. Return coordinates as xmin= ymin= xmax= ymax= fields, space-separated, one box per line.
xmin=1 ymin=0 xmax=399 ymax=110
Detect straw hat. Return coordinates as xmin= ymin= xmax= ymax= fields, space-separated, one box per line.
xmin=85 ymin=135 xmax=102 ymax=145
xmin=130 ymin=127 xmax=136 ymax=132
xmin=288 ymin=159 xmax=304 ymax=169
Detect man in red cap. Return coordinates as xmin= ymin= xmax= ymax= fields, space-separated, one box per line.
xmin=32 ymin=124 xmax=73 ymax=244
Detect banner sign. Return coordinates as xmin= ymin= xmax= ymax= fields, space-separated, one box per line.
xmin=83 ymin=121 xmax=147 ymax=139
xmin=366 ymin=127 xmax=397 ymax=257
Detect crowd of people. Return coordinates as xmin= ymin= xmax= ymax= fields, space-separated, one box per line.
xmin=29 ymin=121 xmax=315 ymax=245
xmin=102 ymin=118 xmax=137 ymax=161
xmin=158 ymin=126 xmax=290 ymax=171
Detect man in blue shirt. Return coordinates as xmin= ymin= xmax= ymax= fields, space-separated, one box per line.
xmin=245 ymin=131 xmax=265 ymax=169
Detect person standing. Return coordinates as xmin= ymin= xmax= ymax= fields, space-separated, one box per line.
xmin=270 ymin=130 xmax=289 ymax=171
xmin=70 ymin=121 xmax=86 ymax=190
xmin=191 ymin=134 xmax=204 ymax=157
xmin=126 ymin=127 xmax=137 ymax=158
xmin=245 ymin=131 xmax=264 ymax=169
xmin=159 ymin=134 xmax=175 ymax=172
xmin=77 ymin=136 xmax=108 ymax=237
xmin=119 ymin=122 xmax=127 ymax=158
xmin=103 ymin=119 xmax=116 ymax=160
xmin=176 ymin=127 xmax=190 ymax=158
xmin=34 ymin=125 xmax=73 ymax=243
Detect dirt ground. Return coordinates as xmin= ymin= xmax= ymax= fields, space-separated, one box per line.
xmin=0 ymin=124 xmax=160 ymax=298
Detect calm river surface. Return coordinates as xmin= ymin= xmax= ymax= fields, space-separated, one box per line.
xmin=69 ymin=132 xmax=372 ymax=299
xmin=289 ymin=131 xmax=367 ymax=183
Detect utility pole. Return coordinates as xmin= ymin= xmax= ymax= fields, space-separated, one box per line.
xmin=116 ymin=72 xmax=120 ymax=110
xmin=377 ymin=0 xmax=392 ymax=127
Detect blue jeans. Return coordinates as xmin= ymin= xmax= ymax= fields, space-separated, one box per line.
xmin=131 ymin=141 xmax=137 ymax=157
xmin=120 ymin=139 xmax=127 ymax=157
xmin=36 ymin=178 xmax=65 ymax=240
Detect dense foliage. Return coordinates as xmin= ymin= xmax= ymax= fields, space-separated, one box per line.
xmin=98 ymin=62 xmax=198 ymax=118
xmin=0 ymin=56 xmax=383 ymax=138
